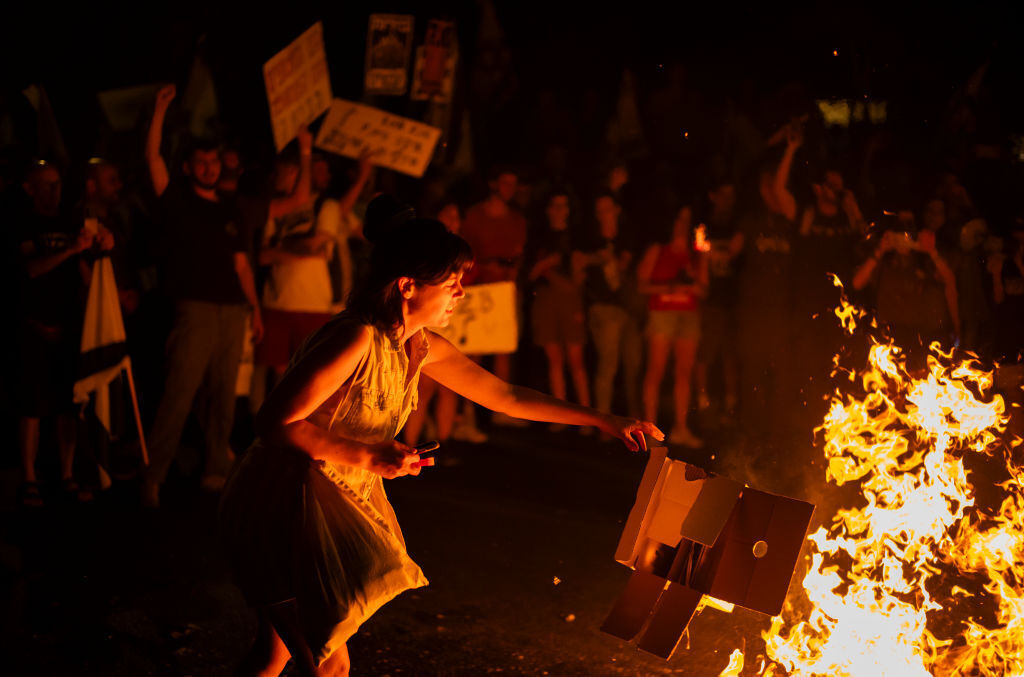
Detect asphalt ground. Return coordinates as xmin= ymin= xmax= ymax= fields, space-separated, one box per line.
xmin=1 ymin=379 xmax=1017 ymax=676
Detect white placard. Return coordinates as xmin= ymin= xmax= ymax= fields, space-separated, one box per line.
xmin=314 ymin=99 xmax=441 ymax=178
xmin=263 ymin=22 xmax=332 ymax=151
xmin=430 ymin=282 xmax=518 ymax=355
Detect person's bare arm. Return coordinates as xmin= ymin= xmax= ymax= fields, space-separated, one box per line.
xmin=146 ymin=85 xmax=176 ymax=198
xmin=528 ymin=252 xmax=561 ymax=282
xmin=636 ymin=244 xmax=675 ymax=296
xmin=852 ymin=235 xmax=890 ymax=291
xmin=22 ymin=229 xmax=93 ymax=279
xmin=800 ymin=206 xmax=815 ymax=236
xmin=774 ymin=128 xmax=802 ymax=222
xmin=337 ymin=150 xmax=375 ymax=217
xmin=919 ymin=234 xmax=960 ymax=336
xmin=422 ymin=333 xmax=663 ymax=451
xmin=257 ymin=325 xmax=424 ymax=477
xmin=233 ymin=252 xmax=264 ymax=344
xmin=268 ymin=128 xmax=313 ymax=219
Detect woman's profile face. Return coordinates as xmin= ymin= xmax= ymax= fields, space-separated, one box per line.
xmin=409 ymin=270 xmax=466 ymax=328
xmin=672 ymin=207 xmax=693 ymax=241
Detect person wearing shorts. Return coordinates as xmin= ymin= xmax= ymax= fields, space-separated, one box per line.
xmin=527 ymin=191 xmax=591 ymax=432
xmin=637 ymin=204 xmax=707 ymax=447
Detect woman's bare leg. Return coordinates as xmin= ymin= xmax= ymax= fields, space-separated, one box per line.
xmin=319 ymin=642 xmax=351 ymax=676
xmin=565 ymin=343 xmax=591 ymax=408
xmin=236 ymin=610 xmax=291 ymax=677
xmin=404 ymin=377 xmax=439 ymax=444
xmin=265 ymin=600 xmax=318 ymax=676
xmin=435 ymin=386 xmax=457 ymax=440
xmin=672 ymin=337 xmax=699 ymax=434
xmin=542 ymin=343 xmax=567 ymax=400
xmin=643 ymin=335 xmax=671 ymax=423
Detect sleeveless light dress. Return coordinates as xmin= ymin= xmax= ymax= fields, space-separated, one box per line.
xmin=220 ymin=313 xmax=430 ymax=663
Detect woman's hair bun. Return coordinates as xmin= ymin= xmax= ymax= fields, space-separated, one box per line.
xmin=364 ymin=194 xmax=417 ymax=244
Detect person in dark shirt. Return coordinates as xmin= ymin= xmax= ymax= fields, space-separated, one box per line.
xmin=525 ymin=190 xmax=591 ymax=432
xmin=694 ymin=180 xmax=740 ymax=417
xmin=852 ymin=219 xmax=959 ymax=370
xmin=574 ymin=192 xmax=642 ymax=418
xmin=791 ymin=168 xmax=866 ymax=416
xmin=733 ymin=124 xmax=801 ymax=444
xmin=17 ymin=161 xmax=114 ymax=505
xmin=141 ymin=85 xmax=263 ymax=507
xmin=990 ymin=219 xmax=1024 ymax=442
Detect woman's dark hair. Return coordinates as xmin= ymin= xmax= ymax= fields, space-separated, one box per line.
xmin=347 ymin=195 xmax=474 ymax=336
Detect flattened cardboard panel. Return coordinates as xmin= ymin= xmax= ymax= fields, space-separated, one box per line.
xmin=601 ymin=570 xmax=667 ymax=641
xmin=705 ymin=532 xmax=758 ymax=606
xmin=744 ymin=496 xmax=815 ymax=615
xmin=615 ymin=448 xmax=670 ymax=565
xmin=646 ymin=463 xmax=704 ymax=546
xmin=730 ymin=487 xmax=776 ymax=541
xmin=636 ymin=582 xmax=703 ymax=659
xmin=678 ymin=474 xmax=744 ymax=546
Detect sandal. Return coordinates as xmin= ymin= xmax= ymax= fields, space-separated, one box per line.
xmin=61 ymin=478 xmax=94 ymax=503
xmin=20 ymin=481 xmax=44 ymax=508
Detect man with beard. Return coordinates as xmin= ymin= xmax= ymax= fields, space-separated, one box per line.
xmin=141 ymin=85 xmax=262 ymax=507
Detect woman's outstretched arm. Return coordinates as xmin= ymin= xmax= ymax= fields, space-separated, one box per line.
xmin=256 ymin=324 xmax=422 ymax=478
xmin=422 ymin=332 xmax=664 ymax=451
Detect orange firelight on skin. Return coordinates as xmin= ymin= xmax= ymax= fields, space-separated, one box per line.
xmin=718 ymin=278 xmax=1022 ymax=676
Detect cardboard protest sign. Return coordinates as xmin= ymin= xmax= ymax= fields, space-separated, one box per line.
xmin=429 ymin=282 xmax=518 ymax=355
xmin=263 ymin=22 xmax=332 ymax=151
xmin=314 ymin=99 xmax=441 ymax=178
xmin=411 ymin=20 xmax=457 ymax=102
xmin=603 ymin=447 xmax=815 ymax=659
xmin=365 ymin=14 xmax=414 ymax=96
xmin=97 ymin=84 xmax=162 ymax=131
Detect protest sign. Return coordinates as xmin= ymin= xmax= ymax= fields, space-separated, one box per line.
xmin=314 ymin=99 xmax=441 ymax=177
xmin=365 ymin=14 xmax=414 ymax=95
xmin=97 ymin=84 xmax=162 ymax=131
xmin=411 ymin=20 xmax=457 ymax=102
xmin=263 ymin=22 xmax=332 ymax=151
xmin=430 ymin=282 xmax=518 ymax=355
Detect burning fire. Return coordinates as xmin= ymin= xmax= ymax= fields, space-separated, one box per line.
xmin=725 ymin=278 xmax=1022 ymax=676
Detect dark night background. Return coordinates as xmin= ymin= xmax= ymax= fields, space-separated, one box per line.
xmin=2 ymin=2 xmax=1024 ymax=675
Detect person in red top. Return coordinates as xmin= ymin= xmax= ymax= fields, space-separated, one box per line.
xmin=637 ymin=204 xmax=708 ymax=447
xmin=458 ymin=166 xmax=527 ymax=426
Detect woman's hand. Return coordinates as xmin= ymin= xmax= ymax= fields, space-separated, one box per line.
xmin=600 ymin=415 xmax=665 ymax=452
xmin=363 ymin=440 xmax=426 ymax=478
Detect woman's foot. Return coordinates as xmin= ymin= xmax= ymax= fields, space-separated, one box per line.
xmin=61 ymin=478 xmax=94 ymax=503
xmin=669 ymin=427 xmax=703 ymax=448
xmin=19 ymin=481 xmax=43 ymax=508
xmin=452 ymin=420 xmax=488 ymax=443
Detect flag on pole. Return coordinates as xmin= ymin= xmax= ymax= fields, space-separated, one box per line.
xmin=74 ymin=256 xmax=149 ymax=485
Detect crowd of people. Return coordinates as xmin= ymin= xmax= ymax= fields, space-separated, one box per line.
xmin=4 ymin=72 xmax=1024 ymax=510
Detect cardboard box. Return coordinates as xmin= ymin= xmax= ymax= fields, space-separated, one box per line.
xmin=602 ymin=447 xmax=814 ymax=659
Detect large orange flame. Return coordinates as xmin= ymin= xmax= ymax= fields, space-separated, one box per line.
xmin=721 ymin=277 xmax=1021 ymax=676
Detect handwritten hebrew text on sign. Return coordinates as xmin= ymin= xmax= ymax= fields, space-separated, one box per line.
xmin=263 ymin=22 xmax=332 ymax=151
xmin=315 ymin=99 xmax=441 ymax=178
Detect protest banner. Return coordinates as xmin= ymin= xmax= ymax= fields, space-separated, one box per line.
xmin=263 ymin=21 xmax=332 ymax=151
xmin=97 ymin=84 xmax=162 ymax=131
xmin=314 ymin=99 xmax=441 ymax=177
xmin=365 ymin=14 xmax=414 ymax=95
xmin=430 ymin=281 xmax=518 ymax=355
xmin=411 ymin=20 xmax=456 ymax=102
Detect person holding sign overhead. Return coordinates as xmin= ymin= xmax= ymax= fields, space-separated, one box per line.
xmin=220 ymin=195 xmax=663 ymax=676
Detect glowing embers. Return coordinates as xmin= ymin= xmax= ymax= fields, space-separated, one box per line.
xmin=756 ymin=292 xmax=1018 ymax=676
